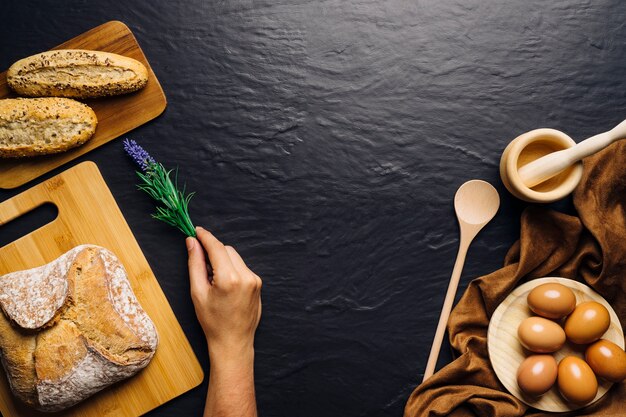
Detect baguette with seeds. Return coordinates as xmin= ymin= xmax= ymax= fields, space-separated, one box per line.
xmin=7 ymin=49 xmax=148 ymax=99
xmin=0 ymin=97 xmax=97 ymax=158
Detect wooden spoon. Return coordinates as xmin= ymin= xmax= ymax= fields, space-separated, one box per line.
xmin=518 ymin=119 xmax=626 ymax=188
xmin=422 ymin=180 xmax=500 ymax=382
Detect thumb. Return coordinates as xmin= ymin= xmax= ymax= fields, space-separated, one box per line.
xmin=187 ymin=237 xmax=210 ymax=296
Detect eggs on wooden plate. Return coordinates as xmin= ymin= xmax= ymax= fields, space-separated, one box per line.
xmin=514 ymin=282 xmax=625 ymax=405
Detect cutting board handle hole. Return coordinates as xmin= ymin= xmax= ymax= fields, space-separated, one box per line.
xmin=0 ymin=202 xmax=58 ymax=248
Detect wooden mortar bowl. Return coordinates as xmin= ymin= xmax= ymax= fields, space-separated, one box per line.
xmin=500 ymin=129 xmax=583 ymax=203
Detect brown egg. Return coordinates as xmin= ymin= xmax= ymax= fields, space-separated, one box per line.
xmin=585 ymin=339 xmax=626 ymax=383
xmin=557 ymin=356 xmax=598 ymax=404
xmin=518 ymin=316 xmax=566 ymax=353
xmin=516 ymin=355 xmax=557 ymax=396
xmin=564 ymin=301 xmax=610 ymax=344
xmin=527 ymin=282 xmax=576 ymax=319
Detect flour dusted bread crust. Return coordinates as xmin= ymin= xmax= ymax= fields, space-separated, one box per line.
xmin=0 ymin=245 xmax=158 ymax=412
xmin=7 ymin=49 xmax=148 ymax=99
xmin=0 ymin=97 xmax=97 ymax=158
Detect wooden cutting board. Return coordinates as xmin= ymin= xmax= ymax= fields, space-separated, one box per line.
xmin=0 ymin=162 xmax=203 ymax=416
xmin=0 ymin=21 xmax=167 ymax=189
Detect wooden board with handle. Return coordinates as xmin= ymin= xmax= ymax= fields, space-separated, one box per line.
xmin=0 ymin=21 xmax=167 ymax=189
xmin=0 ymin=161 xmax=203 ymax=417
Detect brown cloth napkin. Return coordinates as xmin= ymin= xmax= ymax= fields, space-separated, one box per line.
xmin=404 ymin=142 xmax=626 ymax=417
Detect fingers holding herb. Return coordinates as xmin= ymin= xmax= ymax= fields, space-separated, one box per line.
xmin=195 ymin=227 xmax=234 ymax=283
xmin=187 ymin=237 xmax=210 ymax=298
xmin=186 ymin=228 xmax=262 ymax=356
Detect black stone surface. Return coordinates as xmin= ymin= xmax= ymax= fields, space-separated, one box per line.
xmin=0 ymin=1 xmax=624 ymax=416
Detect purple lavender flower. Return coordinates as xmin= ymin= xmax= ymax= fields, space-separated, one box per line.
xmin=123 ymin=139 xmax=156 ymax=172
xmin=123 ymin=138 xmax=197 ymax=237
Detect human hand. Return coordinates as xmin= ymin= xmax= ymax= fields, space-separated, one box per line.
xmin=186 ymin=227 xmax=262 ymax=359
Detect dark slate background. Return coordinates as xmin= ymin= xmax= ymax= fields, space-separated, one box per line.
xmin=1 ymin=1 xmax=624 ymax=416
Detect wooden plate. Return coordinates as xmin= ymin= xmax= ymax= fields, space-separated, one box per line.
xmin=488 ymin=277 xmax=624 ymax=412
xmin=0 ymin=162 xmax=203 ymax=416
xmin=0 ymin=21 xmax=167 ymax=189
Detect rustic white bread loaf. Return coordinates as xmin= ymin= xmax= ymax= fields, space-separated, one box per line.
xmin=7 ymin=49 xmax=148 ymax=98
xmin=0 ymin=97 xmax=97 ymax=158
xmin=0 ymin=245 xmax=158 ymax=412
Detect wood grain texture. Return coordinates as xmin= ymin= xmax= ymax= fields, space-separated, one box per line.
xmin=488 ymin=277 xmax=624 ymax=412
xmin=423 ymin=180 xmax=500 ymax=381
xmin=0 ymin=21 xmax=167 ymax=189
xmin=0 ymin=162 xmax=203 ymax=417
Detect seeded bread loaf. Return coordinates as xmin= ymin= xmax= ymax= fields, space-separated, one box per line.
xmin=0 ymin=97 xmax=97 ymax=158
xmin=0 ymin=245 xmax=158 ymax=412
xmin=7 ymin=49 xmax=148 ymax=99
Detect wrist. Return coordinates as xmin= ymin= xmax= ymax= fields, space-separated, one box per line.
xmin=205 ymin=341 xmax=257 ymax=417
xmin=208 ymin=341 xmax=255 ymax=368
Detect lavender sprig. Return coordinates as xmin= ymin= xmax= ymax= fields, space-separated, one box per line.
xmin=123 ymin=139 xmax=196 ymax=237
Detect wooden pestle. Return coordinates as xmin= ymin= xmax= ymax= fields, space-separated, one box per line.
xmin=518 ymin=119 xmax=626 ymax=188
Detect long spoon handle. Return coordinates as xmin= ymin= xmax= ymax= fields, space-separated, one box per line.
xmin=518 ymin=119 xmax=626 ymax=188
xmin=422 ymin=234 xmax=471 ymax=382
